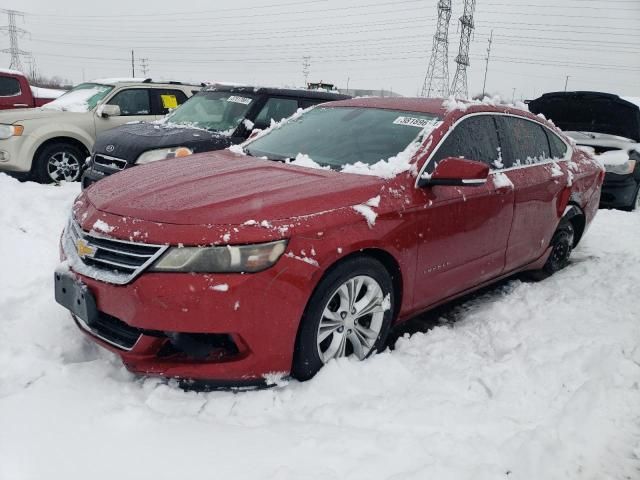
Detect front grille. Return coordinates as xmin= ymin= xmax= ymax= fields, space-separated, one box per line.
xmin=93 ymin=154 xmax=128 ymax=171
xmin=64 ymin=219 xmax=168 ymax=285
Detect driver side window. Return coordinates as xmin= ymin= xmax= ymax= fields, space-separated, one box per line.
xmin=107 ymin=88 xmax=151 ymax=116
xmin=427 ymin=115 xmax=502 ymax=173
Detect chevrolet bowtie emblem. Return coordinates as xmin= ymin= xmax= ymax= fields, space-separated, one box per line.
xmin=76 ymin=239 xmax=96 ymax=259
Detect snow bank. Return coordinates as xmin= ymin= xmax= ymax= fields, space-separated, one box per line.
xmin=0 ymin=173 xmax=639 ymax=480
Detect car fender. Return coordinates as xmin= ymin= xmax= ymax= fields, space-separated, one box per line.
xmin=23 ymin=122 xmax=94 ymax=166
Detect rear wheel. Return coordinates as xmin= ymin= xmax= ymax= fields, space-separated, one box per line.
xmin=292 ymin=257 xmax=395 ymax=381
xmin=531 ymin=220 xmax=575 ymax=280
xmin=32 ymin=142 xmax=85 ymax=184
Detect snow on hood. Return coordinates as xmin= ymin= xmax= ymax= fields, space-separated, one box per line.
xmin=43 ymin=85 xmax=109 ymax=112
xmin=595 ymin=149 xmax=631 ymax=166
xmin=30 ymin=86 xmax=65 ymax=99
xmin=84 ymin=151 xmax=385 ymax=226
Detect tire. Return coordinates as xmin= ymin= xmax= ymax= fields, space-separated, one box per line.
xmin=32 ymin=142 xmax=85 ymax=184
xmin=530 ymin=220 xmax=575 ymax=280
xmin=291 ymin=257 xmax=395 ymax=381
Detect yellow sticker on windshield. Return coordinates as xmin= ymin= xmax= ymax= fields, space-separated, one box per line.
xmin=161 ymin=94 xmax=178 ymax=109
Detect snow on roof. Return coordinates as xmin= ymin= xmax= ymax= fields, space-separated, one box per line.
xmin=0 ymin=68 xmax=25 ymax=76
xmin=90 ymin=77 xmax=150 ymax=85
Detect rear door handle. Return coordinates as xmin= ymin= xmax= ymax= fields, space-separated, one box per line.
xmin=13 ymin=103 xmax=29 ymax=107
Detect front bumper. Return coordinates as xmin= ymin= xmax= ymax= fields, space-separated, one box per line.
xmin=56 ymin=253 xmax=316 ymax=384
xmin=600 ymin=172 xmax=639 ymax=209
xmin=0 ymin=135 xmax=32 ymax=172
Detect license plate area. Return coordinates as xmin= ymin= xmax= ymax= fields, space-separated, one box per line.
xmin=54 ymin=269 xmax=98 ymax=326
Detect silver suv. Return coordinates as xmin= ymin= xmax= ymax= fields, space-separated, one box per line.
xmin=0 ymin=78 xmax=199 ymax=183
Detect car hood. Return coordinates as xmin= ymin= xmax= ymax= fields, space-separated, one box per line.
xmin=0 ymin=107 xmax=79 ymax=123
xmin=85 ymin=150 xmax=385 ymax=225
xmin=528 ymin=91 xmax=640 ymax=142
xmin=93 ymin=121 xmax=232 ymax=163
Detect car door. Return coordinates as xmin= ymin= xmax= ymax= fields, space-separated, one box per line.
xmin=150 ymin=88 xmax=189 ymax=117
xmin=95 ymin=88 xmax=156 ymax=136
xmin=411 ymin=114 xmax=515 ymax=309
xmin=0 ymin=74 xmax=29 ymax=109
xmin=495 ymin=115 xmax=570 ymax=271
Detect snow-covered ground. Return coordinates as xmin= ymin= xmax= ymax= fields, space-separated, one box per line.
xmin=0 ymin=173 xmax=639 ymax=480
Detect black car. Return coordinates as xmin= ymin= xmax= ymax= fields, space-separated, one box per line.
xmin=529 ymin=91 xmax=640 ymax=211
xmin=81 ymin=85 xmax=350 ymax=188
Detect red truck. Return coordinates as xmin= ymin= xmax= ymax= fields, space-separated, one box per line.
xmin=0 ymin=68 xmax=65 ymax=110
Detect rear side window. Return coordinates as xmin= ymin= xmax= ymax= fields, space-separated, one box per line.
xmin=107 ymin=88 xmax=151 ymax=116
xmin=429 ymin=115 xmax=501 ymax=172
xmin=545 ymin=129 xmax=568 ymax=159
xmin=253 ymin=97 xmax=299 ymax=129
xmin=152 ymin=89 xmax=188 ymax=115
xmin=0 ymin=77 xmax=21 ymax=96
xmin=499 ymin=116 xmax=551 ymax=166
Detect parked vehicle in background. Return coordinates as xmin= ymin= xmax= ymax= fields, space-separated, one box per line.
xmin=55 ymin=97 xmax=603 ymax=387
xmin=0 ymin=69 xmax=65 ymax=110
xmin=0 ymin=78 xmax=199 ymax=183
xmin=81 ymin=85 xmax=349 ymax=188
xmin=529 ymin=91 xmax=640 ymax=210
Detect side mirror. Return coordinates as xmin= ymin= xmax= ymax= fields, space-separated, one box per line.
xmin=418 ymin=157 xmax=489 ymax=187
xmin=99 ymin=104 xmax=121 ymax=118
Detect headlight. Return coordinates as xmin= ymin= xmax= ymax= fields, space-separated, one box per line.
xmin=606 ymin=159 xmax=636 ymax=175
xmin=136 ymin=146 xmax=193 ymax=165
xmin=0 ymin=124 xmax=24 ymax=140
xmin=150 ymin=240 xmax=287 ymax=273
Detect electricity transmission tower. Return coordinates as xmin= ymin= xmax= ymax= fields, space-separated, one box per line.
xmin=421 ymin=0 xmax=452 ymax=98
xmin=302 ymin=56 xmax=311 ymax=86
xmin=0 ymin=9 xmax=30 ymax=72
xmin=139 ymin=58 xmax=149 ymax=76
xmin=450 ymin=0 xmax=477 ymax=99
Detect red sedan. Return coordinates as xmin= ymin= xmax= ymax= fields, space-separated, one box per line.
xmin=55 ymin=97 xmax=604 ymax=386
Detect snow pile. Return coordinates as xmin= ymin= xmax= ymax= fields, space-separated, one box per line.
xmin=287 ymin=153 xmax=329 ymax=170
xmin=91 ymin=219 xmax=114 ymax=234
xmin=1 ymin=173 xmax=639 ymax=479
xmin=492 ymin=172 xmax=513 ymax=189
xmin=595 ymin=149 xmax=630 ymax=167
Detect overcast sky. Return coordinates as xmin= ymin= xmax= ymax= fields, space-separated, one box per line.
xmin=1 ymin=0 xmax=638 ymax=100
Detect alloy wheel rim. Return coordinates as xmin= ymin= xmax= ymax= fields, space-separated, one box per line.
xmin=47 ymin=151 xmax=81 ymax=182
xmin=316 ymin=275 xmax=386 ymax=363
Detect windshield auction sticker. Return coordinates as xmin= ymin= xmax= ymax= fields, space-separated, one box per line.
xmin=227 ymin=96 xmax=252 ymax=105
xmin=393 ymin=116 xmax=433 ymax=127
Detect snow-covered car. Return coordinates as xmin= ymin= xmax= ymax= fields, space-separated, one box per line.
xmin=0 ymin=78 xmax=199 ymax=183
xmin=54 ymin=97 xmax=603 ymax=387
xmin=81 ymin=85 xmax=350 ymax=188
xmin=529 ymin=92 xmax=640 ymax=210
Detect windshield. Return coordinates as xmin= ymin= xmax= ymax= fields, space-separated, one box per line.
xmin=244 ymin=106 xmax=442 ymax=168
xmin=43 ymin=83 xmax=113 ymax=112
xmin=165 ymin=91 xmax=255 ymax=133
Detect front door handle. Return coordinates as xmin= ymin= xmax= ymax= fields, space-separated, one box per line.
xmin=13 ymin=103 xmax=29 ymax=107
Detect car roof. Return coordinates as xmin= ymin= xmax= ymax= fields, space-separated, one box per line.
xmin=89 ymin=78 xmax=202 ymax=87
xmin=319 ymin=96 xmax=536 ymax=119
xmin=203 ymin=84 xmax=351 ymax=101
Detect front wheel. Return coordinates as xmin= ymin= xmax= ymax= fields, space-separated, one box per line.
xmin=291 ymin=257 xmax=395 ymax=381
xmin=32 ymin=142 xmax=85 ymax=184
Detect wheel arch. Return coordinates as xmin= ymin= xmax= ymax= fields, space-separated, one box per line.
xmin=312 ymin=248 xmax=404 ymax=322
xmin=564 ymin=202 xmax=586 ymax=247
xmin=32 ymin=136 xmax=91 ymax=171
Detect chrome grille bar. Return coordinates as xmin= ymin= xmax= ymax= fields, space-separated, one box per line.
xmin=63 ymin=219 xmax=168 ymax=285
xmin=93 ymin=154 xmax=128 ymax=171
